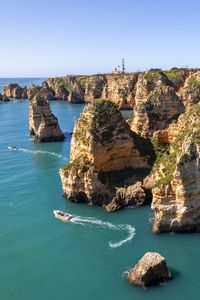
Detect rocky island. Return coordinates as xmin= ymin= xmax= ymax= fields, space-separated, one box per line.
xmin=128 ymin=252 xmax=171 ymax=286
xmin=59 ymin=99 xmax=154 ymax=210
xmin=29 ymin=88 xmax=64 ymax=142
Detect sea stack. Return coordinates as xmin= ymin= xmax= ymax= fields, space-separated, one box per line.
xmin=29 ymin=91 xmax=64 ymax=142
xmin=128 ymin=252 xmax=171 ymax=286
xmin=151 ymin=104 xmax=200 ymax=232
xmin=59 ymin=99 xmax=154 ymax=209
xmin=3 ymin=84 xmax=27 ymax=99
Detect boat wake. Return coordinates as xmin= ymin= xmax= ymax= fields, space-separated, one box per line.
xmin=71 ymin=216 xmax=136 ymax=248
xmin=8 ymin=147 xmax=66 ymax=160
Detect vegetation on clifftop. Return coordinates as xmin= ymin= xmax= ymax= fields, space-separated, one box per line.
xmin=152 ymin=103 xmax=200 ymax=188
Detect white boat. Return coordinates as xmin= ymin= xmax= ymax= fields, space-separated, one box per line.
xmin=53 ymin=210 xmax=74 ymax=222
xmin=8 ymin=146 xmax=19 ymax=151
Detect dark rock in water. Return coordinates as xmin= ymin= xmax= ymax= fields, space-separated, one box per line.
xmin=0 ymin=94 xmax=10 ymax=102
xmin=128 ymin=252 xmax=171 ymax=287
xmin=29 ymin=91 xmax=65 ymax=142
xmin=105 ymin=181 xmax=146 ymax=212
xmin=3 ymin=84 xmax=27 ymax=99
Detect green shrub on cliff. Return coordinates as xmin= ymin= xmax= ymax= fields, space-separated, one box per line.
xmin=153 ymin=103 xmax=200 ymax=188
xmin=164 ymin=69 xmax=184 ymax=87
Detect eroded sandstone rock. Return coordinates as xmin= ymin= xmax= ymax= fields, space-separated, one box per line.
xmin=152 ymin=104 xmax=200 ymax=232
xmin=128 ymin=252 xmax=171 ymax=286
xmin=59 ymin=99 xmax=154 ymax=208
xmin=29 ymin=91 xmax=64 ymax=142
xmin=179 ymin=71 xmax=200 ymax=110
xmin=3 ymin=84 xmax=27 ymax=99
xmin=39 ymin=73 xmax=139 ymax=108
xmin=131 ymin=71 xmax=183 ymax=137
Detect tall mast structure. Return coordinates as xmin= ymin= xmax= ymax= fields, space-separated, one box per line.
xmin=122 ymin=58 xmax=125 ymax=73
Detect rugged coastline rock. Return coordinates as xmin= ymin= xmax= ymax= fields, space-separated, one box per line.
xmin=59 ymin=99 xmax=154 ymax=208
xmin=3 ymin=84 xmax=27 ymax=99
xmin=151 ymin=104 xmax=200 ymax=232
xmin=40 ymin=73 xmax=139 ymax=108
xmin=131 ymin=71 xmax=184 ymax=137
xmin=0 ymin=94 xmax=10 ymax=102
xmin=179 ymin=71 xmax=200 ymax=110
xmin=128 ymin=252 xmax=171 ymax=286
xmin=29 ymin=91 xmax=64 ymax=142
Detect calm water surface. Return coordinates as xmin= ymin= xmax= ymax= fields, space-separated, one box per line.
xmin=0 ymin=79 xmax=200 ymax=300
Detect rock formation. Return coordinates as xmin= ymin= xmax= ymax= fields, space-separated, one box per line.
xmin=39 ymin=73 xmax=139 ymax=108
xmin=3 ymin=84 xmax=27 ymax=99
xmin=131 ymin=71 xmax=184 ymax=137
xmin=179 ymin=71 xmax=200 ymax=110
xmin=151 ymin=104 xmax=200 ymax=232
xmin=29 ymin=90 xmax=64 ymax=142
xmin=128 ymin=252 xmax=171 ymax=286
xmin=59 ymin=99 xmax=154 ymax=208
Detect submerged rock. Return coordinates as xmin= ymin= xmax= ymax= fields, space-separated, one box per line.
xmin=59 ymin=99 xmax=154 ymax=209
xmin=29 ymin=91 xmax=64 ymax=142
xmin=3 ymin=84 xmax=27 ymax=99
xmin=152 ymin=104 xmax=200 ymax=232
xmin=128 ymin=252 xmax=171 ymax=286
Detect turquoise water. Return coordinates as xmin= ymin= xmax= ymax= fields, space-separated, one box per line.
xmin=1 ymin=80 xmax=200 ymax=300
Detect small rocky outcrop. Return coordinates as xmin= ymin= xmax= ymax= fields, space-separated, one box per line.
xmin=0 ymin=94 xmax=11 ymax=102
xmin=131 ymin=71 xmax=184 ymax=137
xmin=179 ymin=72 xmax=200 ymax=110
xmin=105 ymin=182 xmax=146 ymax=212
xmin=3 ymin=84 xmax=27 ymax=99
xmin=59 ymin=99 xmax=154 ymax=208
xmin=29 ymin=91 xmax=64 ymax=142
xmin=152 ymin=104 xmax=200 ymax=232
xmin=128 ymin=252 xmax=171 ymax=286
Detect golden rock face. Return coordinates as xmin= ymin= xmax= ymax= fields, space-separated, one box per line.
xmin=59 ymin=99 xmax=152 ymax=207
xmin=179 ymin=71 xmax=200 ymax=110
xmin=131 ymin=71 xmax=184 ymax=137
xmin=151 ymin=104 xmax=200 ymax=232
xmin=29 ymin=92 xmax=64 ymax=142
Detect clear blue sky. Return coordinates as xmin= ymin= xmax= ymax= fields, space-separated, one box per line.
xmin=0 ymin=0 xmax=200 ymax=77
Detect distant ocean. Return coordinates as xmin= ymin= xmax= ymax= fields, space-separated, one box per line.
xmin=1 ymin=78 xmax=200 ymax=300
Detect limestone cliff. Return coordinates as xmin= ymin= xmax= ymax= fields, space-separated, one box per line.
xmin=179 ymin=71 xmax=200 ymax=110
xmin=59 ymin=99 xmax=154 ymax=208
xmin=3 ymin=84 xmax=27 ymax=99
xmin=151 ymin=104 xmax=200 ymax=232
xmin=40 ymin=73 xmax=139 ymax=108
xmin=131 ymin=71 xmax=184 ymax=137
xmin=29 ymin=91 xmax=64 ymax=142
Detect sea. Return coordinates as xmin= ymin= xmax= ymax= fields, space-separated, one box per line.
xmin=0 ymin=78 xmax=200 ymax=300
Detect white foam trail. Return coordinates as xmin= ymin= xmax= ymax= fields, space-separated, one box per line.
xmin=10 ymin=147 xmax=66 ymax=160
xmin=71 ymin=216 xmax=136 ymax=248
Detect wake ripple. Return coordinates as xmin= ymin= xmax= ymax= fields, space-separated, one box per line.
xmin=71 ymin=216 xmax=136 ymax=248
xmin=9 ymin=147 xmax=66 ymax=160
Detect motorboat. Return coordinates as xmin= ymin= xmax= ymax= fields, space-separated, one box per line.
xmin=53 ymin=210 xmax=74 ymax=222
xmin=8 ymin=146 xmax=19 ymax=151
